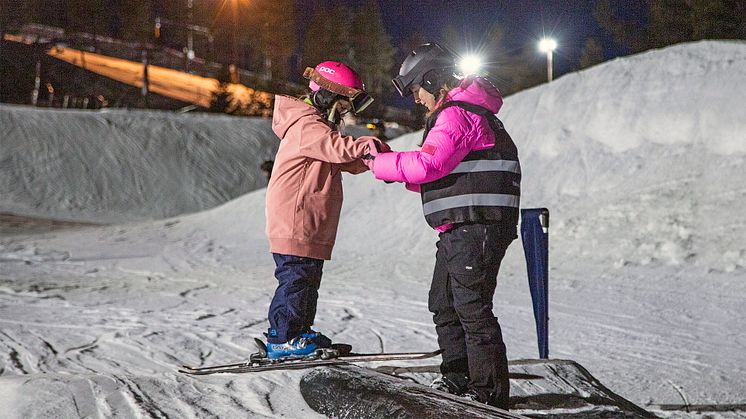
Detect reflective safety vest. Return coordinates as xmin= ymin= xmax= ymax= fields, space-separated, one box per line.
xmin=420 ymin=101 xmax=521 ymax=229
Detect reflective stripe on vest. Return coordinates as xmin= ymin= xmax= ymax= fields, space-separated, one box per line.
xmin=449 ymin=159 xmax=521 ymax=175
xmin=423 ymin=193 xmax=520 ymax=216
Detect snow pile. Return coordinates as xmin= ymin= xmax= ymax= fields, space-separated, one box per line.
xmin=499 ymin=40 xmax=746 ymax=271
xmin=0 ymin=106 xmax=278 ymax=223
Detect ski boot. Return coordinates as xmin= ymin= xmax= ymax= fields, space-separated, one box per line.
xmin=300 ymin=329 xmax=332 ymax=349
xmin=266 ymin=335 xmax=322 ymax=360
xmin=430 ymin=372 xmax=470 ymax=395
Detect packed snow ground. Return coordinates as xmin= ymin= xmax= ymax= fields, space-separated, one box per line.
xmin=1 ymin=40 xmax=746 ymax=417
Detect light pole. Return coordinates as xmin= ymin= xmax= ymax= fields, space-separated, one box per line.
xmin=538 ymin=38 xmax=557 ymax=82
xmin=187 ymin=0 xmax=194 ymax=62
xmin=216 ymin=0 xmax=243 ymax=82
xmin=232 ymin=0 xmax=240 ymax=70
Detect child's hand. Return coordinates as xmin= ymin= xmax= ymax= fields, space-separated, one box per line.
xmin=362 ymin=155 xmax=375 ymax=171
xmin=366 ymin=139 xmax=391 ymax=155
xmin=378 ymin=141 xmax=392 ymax=153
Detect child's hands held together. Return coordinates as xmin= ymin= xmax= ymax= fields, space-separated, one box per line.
xmin=362 ymin=139 xmax=391 ymax=171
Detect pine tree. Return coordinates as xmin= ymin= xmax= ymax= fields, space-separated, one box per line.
xmin=0 ymin=0 xmax=33 ymax=32
xmin=595 ymin=0 xmax=746 ymax=55
xmin=502 ymin=45 xmax=546 ymax=95
xmin=647 ymin=0 xmax=692 ymax=48
xmin=114 ymin=0 xmax=153 ymax=43
xmin=580 ymin=38 xmax=605 ymax=69
xmin=302 ymin=7 xmax=329 ymax=70
xmin=252 ymin=0 xmax=296 ymax=80
xmin=65 ymin=0 xmax=104 ymax=33
xmin=302 ymin=5 xmax=353 ymax=71
xmin=479 ymin=24 xmax=509 ymax=81
xmin=65 ymin=0 xmax=108 ymax=52
xmin=349 ymin=0 xmax=395 ymax=112
xmin=689 ymin=0 xmax=746 ymax=40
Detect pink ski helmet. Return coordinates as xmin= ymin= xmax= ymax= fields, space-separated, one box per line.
xmin=308 ymin=61 xmax=365 ymax=92
xmin=303 ymin=61 xmax=373 ymax=115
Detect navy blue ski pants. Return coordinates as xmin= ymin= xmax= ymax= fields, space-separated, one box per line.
xmin=267 ymin=253 xmax=324 ymax=344
xmin=429 ymin=223 xmax=515 ymax=409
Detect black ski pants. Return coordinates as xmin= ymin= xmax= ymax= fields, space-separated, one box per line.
xmin=429 ymin=223 xmax=515 ymax=409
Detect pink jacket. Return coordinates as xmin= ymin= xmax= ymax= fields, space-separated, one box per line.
xmin=266 ymin=95 xmax=375 ymax=260
xmin=372 ymin=77 xmax=504 ymax=230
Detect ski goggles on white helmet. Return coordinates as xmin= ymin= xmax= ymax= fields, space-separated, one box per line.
xmin=303 ymin=67 xmax=374 ymax=115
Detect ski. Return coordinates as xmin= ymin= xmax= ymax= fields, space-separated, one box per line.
xmin=179 ymin=350 xmax=443 ymax=375
xmin=179 ymin=340 xmax=442 ymax=376
xmin=180 ymin=338 xmax=351 ymax=373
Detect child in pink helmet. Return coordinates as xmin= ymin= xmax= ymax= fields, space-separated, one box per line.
xmin=263 ymin=61 xmax=388 ymax=359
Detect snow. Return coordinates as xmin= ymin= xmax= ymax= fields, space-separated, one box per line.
xmin=1 ymin=40 xmax=746 ymax=417
xmin=0 ymin=106 xmax=279 ymax=223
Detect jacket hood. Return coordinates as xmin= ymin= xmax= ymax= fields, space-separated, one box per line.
xmin=445 ymin=76 xmax=503 ymax=114
xmin=272 ymin=95 xmax=319 ymax=140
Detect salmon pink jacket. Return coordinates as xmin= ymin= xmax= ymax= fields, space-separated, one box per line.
xmin=371 ymin=77 xmax=504 ymax=231
xmin=265 ymin=95 xmax=376 ymax=260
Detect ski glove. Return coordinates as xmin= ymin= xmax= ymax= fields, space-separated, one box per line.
xmin=362 ymin=139 xmax=391 ymax=171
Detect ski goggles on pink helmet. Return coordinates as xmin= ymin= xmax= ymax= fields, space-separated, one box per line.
xmin=303 ymin=66 xmax=374 ymax=115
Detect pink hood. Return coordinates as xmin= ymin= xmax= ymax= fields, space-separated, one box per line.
xmin=444 ymin=76 xmax=503 ymax=114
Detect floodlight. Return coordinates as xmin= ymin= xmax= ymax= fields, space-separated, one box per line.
xmin=458 ymin=54 xmax=483 ymax=75
xmin=539 ymin=38 xmax=557 ymax=53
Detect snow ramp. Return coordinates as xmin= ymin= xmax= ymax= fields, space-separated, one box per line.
xmin=301 ymin=360 xmax=655 ymax=418
xmin=0 ymin=105 xmax=278 ymax=223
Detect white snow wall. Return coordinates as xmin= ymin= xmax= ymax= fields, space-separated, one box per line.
xmin=0 ymin=107 xmax=279 ymax=223
xmin=496 ymin=40 xmax=746 ymax=271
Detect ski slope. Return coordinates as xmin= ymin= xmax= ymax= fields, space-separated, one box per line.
xmin=1 ymin=40 xmax=746 ymax=417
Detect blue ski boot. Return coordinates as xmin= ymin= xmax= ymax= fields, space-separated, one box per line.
xmin=266 ymin=335 xmax=321 ymax=360
xmin=301 ymin=329 xmax=332 ymax=348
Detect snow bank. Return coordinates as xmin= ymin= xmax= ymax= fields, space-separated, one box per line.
xmin=0 ymin=106 xmax=278 ymax=223
xmin=502 ymin=40 xmax=746 ymax=156
xmin=498 ymin=40 xmax=746 ymax=270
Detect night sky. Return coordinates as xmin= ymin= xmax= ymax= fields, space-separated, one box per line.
xmin=299 ymin=0 xmax=638 ymax=78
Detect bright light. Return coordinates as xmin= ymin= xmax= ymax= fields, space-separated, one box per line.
xmin=458 ymin=54 xmax=483 ymax=75
xmin=538 ymin=38 xmax=557 ymax=53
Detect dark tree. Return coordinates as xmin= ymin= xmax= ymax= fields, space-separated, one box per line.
xmin=580 ymin=38 xmax=605 ymax=69
xmin=596 ymin=0 xmax=746 ymax=55
xmin=252 ymin=0 xmax=296 ymax=81
xmin=302 ymin=5 xmax=353 ymax=71
xmin=349 ymin=0 xmax=396 ymax=112
xmin=689 ymin=0 xmax=746 ymax=39
xmin=0 ymin=0 xmax=28 ymax=32
xmin=503 ymin=45 xmax=546 ymax=94
xmin=593 ymin=0 xmax=646 ymax=52
xmin=209 ymin=64 xmax=235 ymax=114
xmin=113 ymin=0 xmax=153 ymax=43
xmin=647 ymin=0 xmax=692 ymax=48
